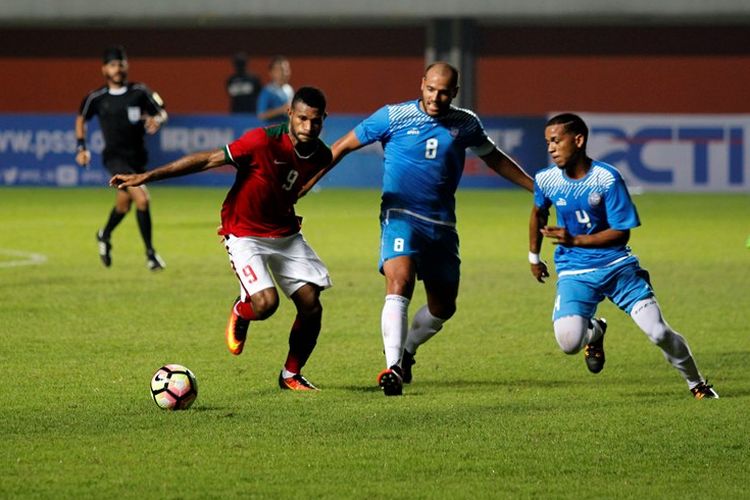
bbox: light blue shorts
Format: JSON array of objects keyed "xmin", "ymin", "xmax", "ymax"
[
  {"xmin": 379, "ymin": 210, "xmax": 460, "ymax": 283},
  {"xmin": 553, "ymin": 256, "xmax": 654, "ymax": 321}
]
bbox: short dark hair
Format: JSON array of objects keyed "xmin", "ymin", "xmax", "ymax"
[
  {"xmin": 232, "ymin": 52, "xmax": 247, "ymax": 69},
  {"xmin": 103, "ymin": 45, "xmax": 127, "ymax": 63},
  {"xmin": 269, "ymin": 55, "xmax": 288, "ymax": 70},
  {"xmin": 291, "ymin": 86, "xmax": 327, "ymax": 114},
  {"xmin": 546, "ymin": 113, "xmax": 589, "ymax": 142}
]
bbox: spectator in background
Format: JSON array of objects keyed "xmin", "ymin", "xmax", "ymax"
[
  {"xmin": 256, "ymin": 55, "xmax": 294, "ymax": 124},
  {"xmin": 226, "ymin": 52, "xmax": 261, "ymax": 113},
  {"xmin": 75, "ymin": 45, "xmax": 168, "ymax": 271}
]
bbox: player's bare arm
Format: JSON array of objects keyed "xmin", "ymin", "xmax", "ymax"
[
  {"xmin": 74, "ymin": 115, "xmax": 91, "ymax": 167},
  {"xmin": 110, "ymin": 148, "xmax": 226, "ymax": 188},
  {"xmin": 529, "ymin": 204, "xmax": 550, "ymax": 283},
  {"xmin": 331, "ymin": 130, "xmax": 365, "ymax": 163},
  {"xmin": 479, "ymin": 148, "xmax": 534, "ymax": 192},
  {"xmin": 298, "ymin": 130, "xmax": 363, "ymax": 197},
  {"xmin": 541, "ymin": 226, "xmax": 630, "ymax": 248}
]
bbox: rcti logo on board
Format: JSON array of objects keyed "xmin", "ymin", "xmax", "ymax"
[{"xmin": 580, "ymin": 114, "xmax": 748, "ymax": 192}]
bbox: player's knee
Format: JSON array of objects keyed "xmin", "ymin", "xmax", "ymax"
[
  {"xmin": 388, "ymin": 277, "xmax": 413, "ymax": 297},
  {"xmin": 251, "ymin": 291, "xmax": 279, "ymax": 319},
  {"xmin": 116, "ymin": 200, "xmax": 132, "ymax": 213},
  {"xmin": 292, "ymin": 285, "xmax": 323, "ymax": 319},
  {"xmin": 554, "ymin": 321, "xmax": 586, "ymax": 354},
  {"xmin": 298, "ymin": 299, "xmax": 322, "ymax": 320},
  {"xmin": 644, "ymin": 323, "xmax": 671, "ymax": 345},
  {"xmin": 253, "ymin": 301, "xmax": 278, "ymax": 320},
  {"xmin": 430, "ymin": 303, "xmax": 455, "ymax": 320},
  {"xmin": 555, "ymin": 333, "xmax": 583, "ymax": 354}
]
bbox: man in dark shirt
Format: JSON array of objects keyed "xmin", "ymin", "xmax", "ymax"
[
  {"xmin": 226, "ymin": 52, "xmax": 261, "ymax": 114},
  {"xmin": 75, "ymin": 46, "xmax": 168, "ymax": 270}
]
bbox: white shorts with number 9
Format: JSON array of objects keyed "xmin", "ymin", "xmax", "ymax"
[{"xmin": 224, "ymin": 232, "xmax": 332, "ymax": 299}]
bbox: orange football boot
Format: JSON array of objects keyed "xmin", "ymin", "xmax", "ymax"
[
  {"xmin": 225, "ymin": 300, "xmax": 250, "ymax": 355},
  {"xmin": 278, "ymin": 371, "xmax": 319, "ymax": 391}
]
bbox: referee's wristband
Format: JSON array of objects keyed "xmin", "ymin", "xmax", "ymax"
[
  {"xmin": 528, "ymin": 252, "xmax": 541, "ymax": 265},
  {"xmin": 76, "ymin": 138, "xmax": 87, "ymax": 151}
]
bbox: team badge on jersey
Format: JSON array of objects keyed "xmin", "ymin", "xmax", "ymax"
[
  {"xmin": 588, "ymin": 192, "xmax": 602, "ymax": 207},
  {"xmin": 127, "ymin": 106, "xmax": 141, "ymax": 124},
  {"xmin": 450, "ymin": 127, "xmax": 459, "ymax": 138}
]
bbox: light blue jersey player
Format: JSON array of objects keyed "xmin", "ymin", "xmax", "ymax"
[
  {"xmin": 355, "ymin": 97, "xmax": 490, "ymax": 225},
  {"xmin": 355, "ymin": 98, "xmax": 492, "ymax": 284},
  {"xmin": 305, "ymin": 62, "xmax": 534, "ymax": 396},
  {"xmin": 256, "ymin": 56, "xmax": 294, "ymax": 124},
  {"xmin": 529, "ymin": 113, "xmax": 717, "ymax": 399}
]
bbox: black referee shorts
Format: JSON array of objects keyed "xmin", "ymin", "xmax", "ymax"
[{"xmin": 104, "ymin": 157, "xmax": 147, "ymax": 176}]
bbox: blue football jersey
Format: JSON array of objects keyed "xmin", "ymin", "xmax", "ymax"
[
  {"xmin": 534, "ymin": 160, "xmax": 641, "ymax": 272},
  {"xmin": 256, "ymin": 83, "xmax": 293, "ymax": 122},
  {"xmin": 355, "ymin": 99, "xmax": 493, "ymax": 224}
]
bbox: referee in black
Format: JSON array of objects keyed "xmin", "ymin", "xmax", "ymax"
[{"xmin": 75, "ymin": 45, "xmax": 168, "ymax": 270}]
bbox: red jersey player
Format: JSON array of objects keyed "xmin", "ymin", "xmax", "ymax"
[{"xmin": 110, "ymin": 87, "xmax": 333, "ymax": 391}]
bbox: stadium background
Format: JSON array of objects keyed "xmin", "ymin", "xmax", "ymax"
[
  {"xmin": 2, "ymin": 4, "xmax": 749, "ymax": 498},
  {"xmin": 1, "ymin": 0, "xmax": 749, "ymax": 191}
]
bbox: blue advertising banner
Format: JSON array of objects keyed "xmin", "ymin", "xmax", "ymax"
[
  {"xmin": 580, "ymin": 113, "xmax": 750, "ymax": 192},
  {"xmin": 10, "ymin": 112, "xmax": 746, "ymax": 191},
  {"xmin": 0, "ymin": 113, "xmax": 548, "ymax": 189}
]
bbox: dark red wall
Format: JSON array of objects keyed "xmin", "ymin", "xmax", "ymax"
[
  {"xmin": 476, "ymin": 25, "xmax": 750, "ymax": 114},
  {"xmin": 1, "ymin": 25, "xmax": 747, "ymax": 115}
]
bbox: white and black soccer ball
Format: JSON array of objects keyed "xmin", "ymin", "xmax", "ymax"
[{"xmin": 150, "ymin": 364, "xmax": 198, "ymax": 410}]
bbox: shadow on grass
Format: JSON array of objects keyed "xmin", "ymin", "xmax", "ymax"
[
  {"xmin": 338, "ymin": 385, "xmax": 382, "ymax": 393},
  {"xmin": 332, "ymin": 377, "xmax": 573, "ymax": 393}
]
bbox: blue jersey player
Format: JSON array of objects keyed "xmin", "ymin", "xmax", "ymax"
[
  {"xmin": 305, "ymin": 62, "xmax": 534, "ymax": 396},
  {"xmin": 529, "ymin": 113, "xmax": 717, "ymax": 399}
]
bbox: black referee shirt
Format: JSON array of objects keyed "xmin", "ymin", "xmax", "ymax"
[{"xmin": 79, "ymin": 83, "xmax": 165, "ymax": 168}]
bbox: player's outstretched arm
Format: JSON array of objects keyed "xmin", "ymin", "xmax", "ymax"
[
  {"xmin": 110, "ymin": 149, "xmax": 226, "ymax": 189},
  {"xmin": 331, "ymin": 130, "xmax": 365, "ymax": 163},
  {"xmin": 480, "ymin": 148, "xmax": 534, "ymax": 192},
  {"xmin": 298, "ymin": 130, "xmax": 364, "ymax": 198},
  {"xmin": 529, "ymin": 204, "xmax": 550, "ymax": 283}
]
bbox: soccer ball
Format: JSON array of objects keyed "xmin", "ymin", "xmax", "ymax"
[{"xmin": 150, "ymin": 364, "xmax": 198, "ymax": 410}]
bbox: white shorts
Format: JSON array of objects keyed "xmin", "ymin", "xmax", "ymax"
[{"xmin": 224, "ymin": 232, "xmax": 331, "ymax": 299}]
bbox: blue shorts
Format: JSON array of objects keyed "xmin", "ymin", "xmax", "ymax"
[
  {"xmin": 553, "ymin": 256, "xmax": 654, "ymax": 321},
  {"xmin": 379, "ymin": 210, "xmax": 460, "ymax": 283}
]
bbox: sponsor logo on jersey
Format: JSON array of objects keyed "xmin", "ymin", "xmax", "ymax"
[
  {"xmin": 407, "ymin": 128, "xmax": 420, "ymax": 135},
  {"xmin": 556, "ymin": 198, "xmax": 567, "ymax": 206},
  {"xmin": 588, "ymin": 192, "xmax": 602, "ymax": 206}
]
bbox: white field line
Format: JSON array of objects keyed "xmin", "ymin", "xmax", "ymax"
[{"xmin": 0, "ymin": 249, "xmax": 48, "ymax": 268}]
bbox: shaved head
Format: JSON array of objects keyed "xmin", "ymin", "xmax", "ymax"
[
  {"xmin": 424, "ymin": 62, "xmax": 459, "ymax": 89},
  {"xmin": 420, "ymin": 62, "xmax": 460, "ymax": 116}
]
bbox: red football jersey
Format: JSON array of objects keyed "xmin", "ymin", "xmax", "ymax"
[{"xmin": 219, "ymin": 124, "xmax": 332, "ymax": 237}]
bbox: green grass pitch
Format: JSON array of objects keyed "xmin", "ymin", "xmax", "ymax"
[{"xmin": 1, "ymin": 187, "xmax": 749, "ymax": 498}]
